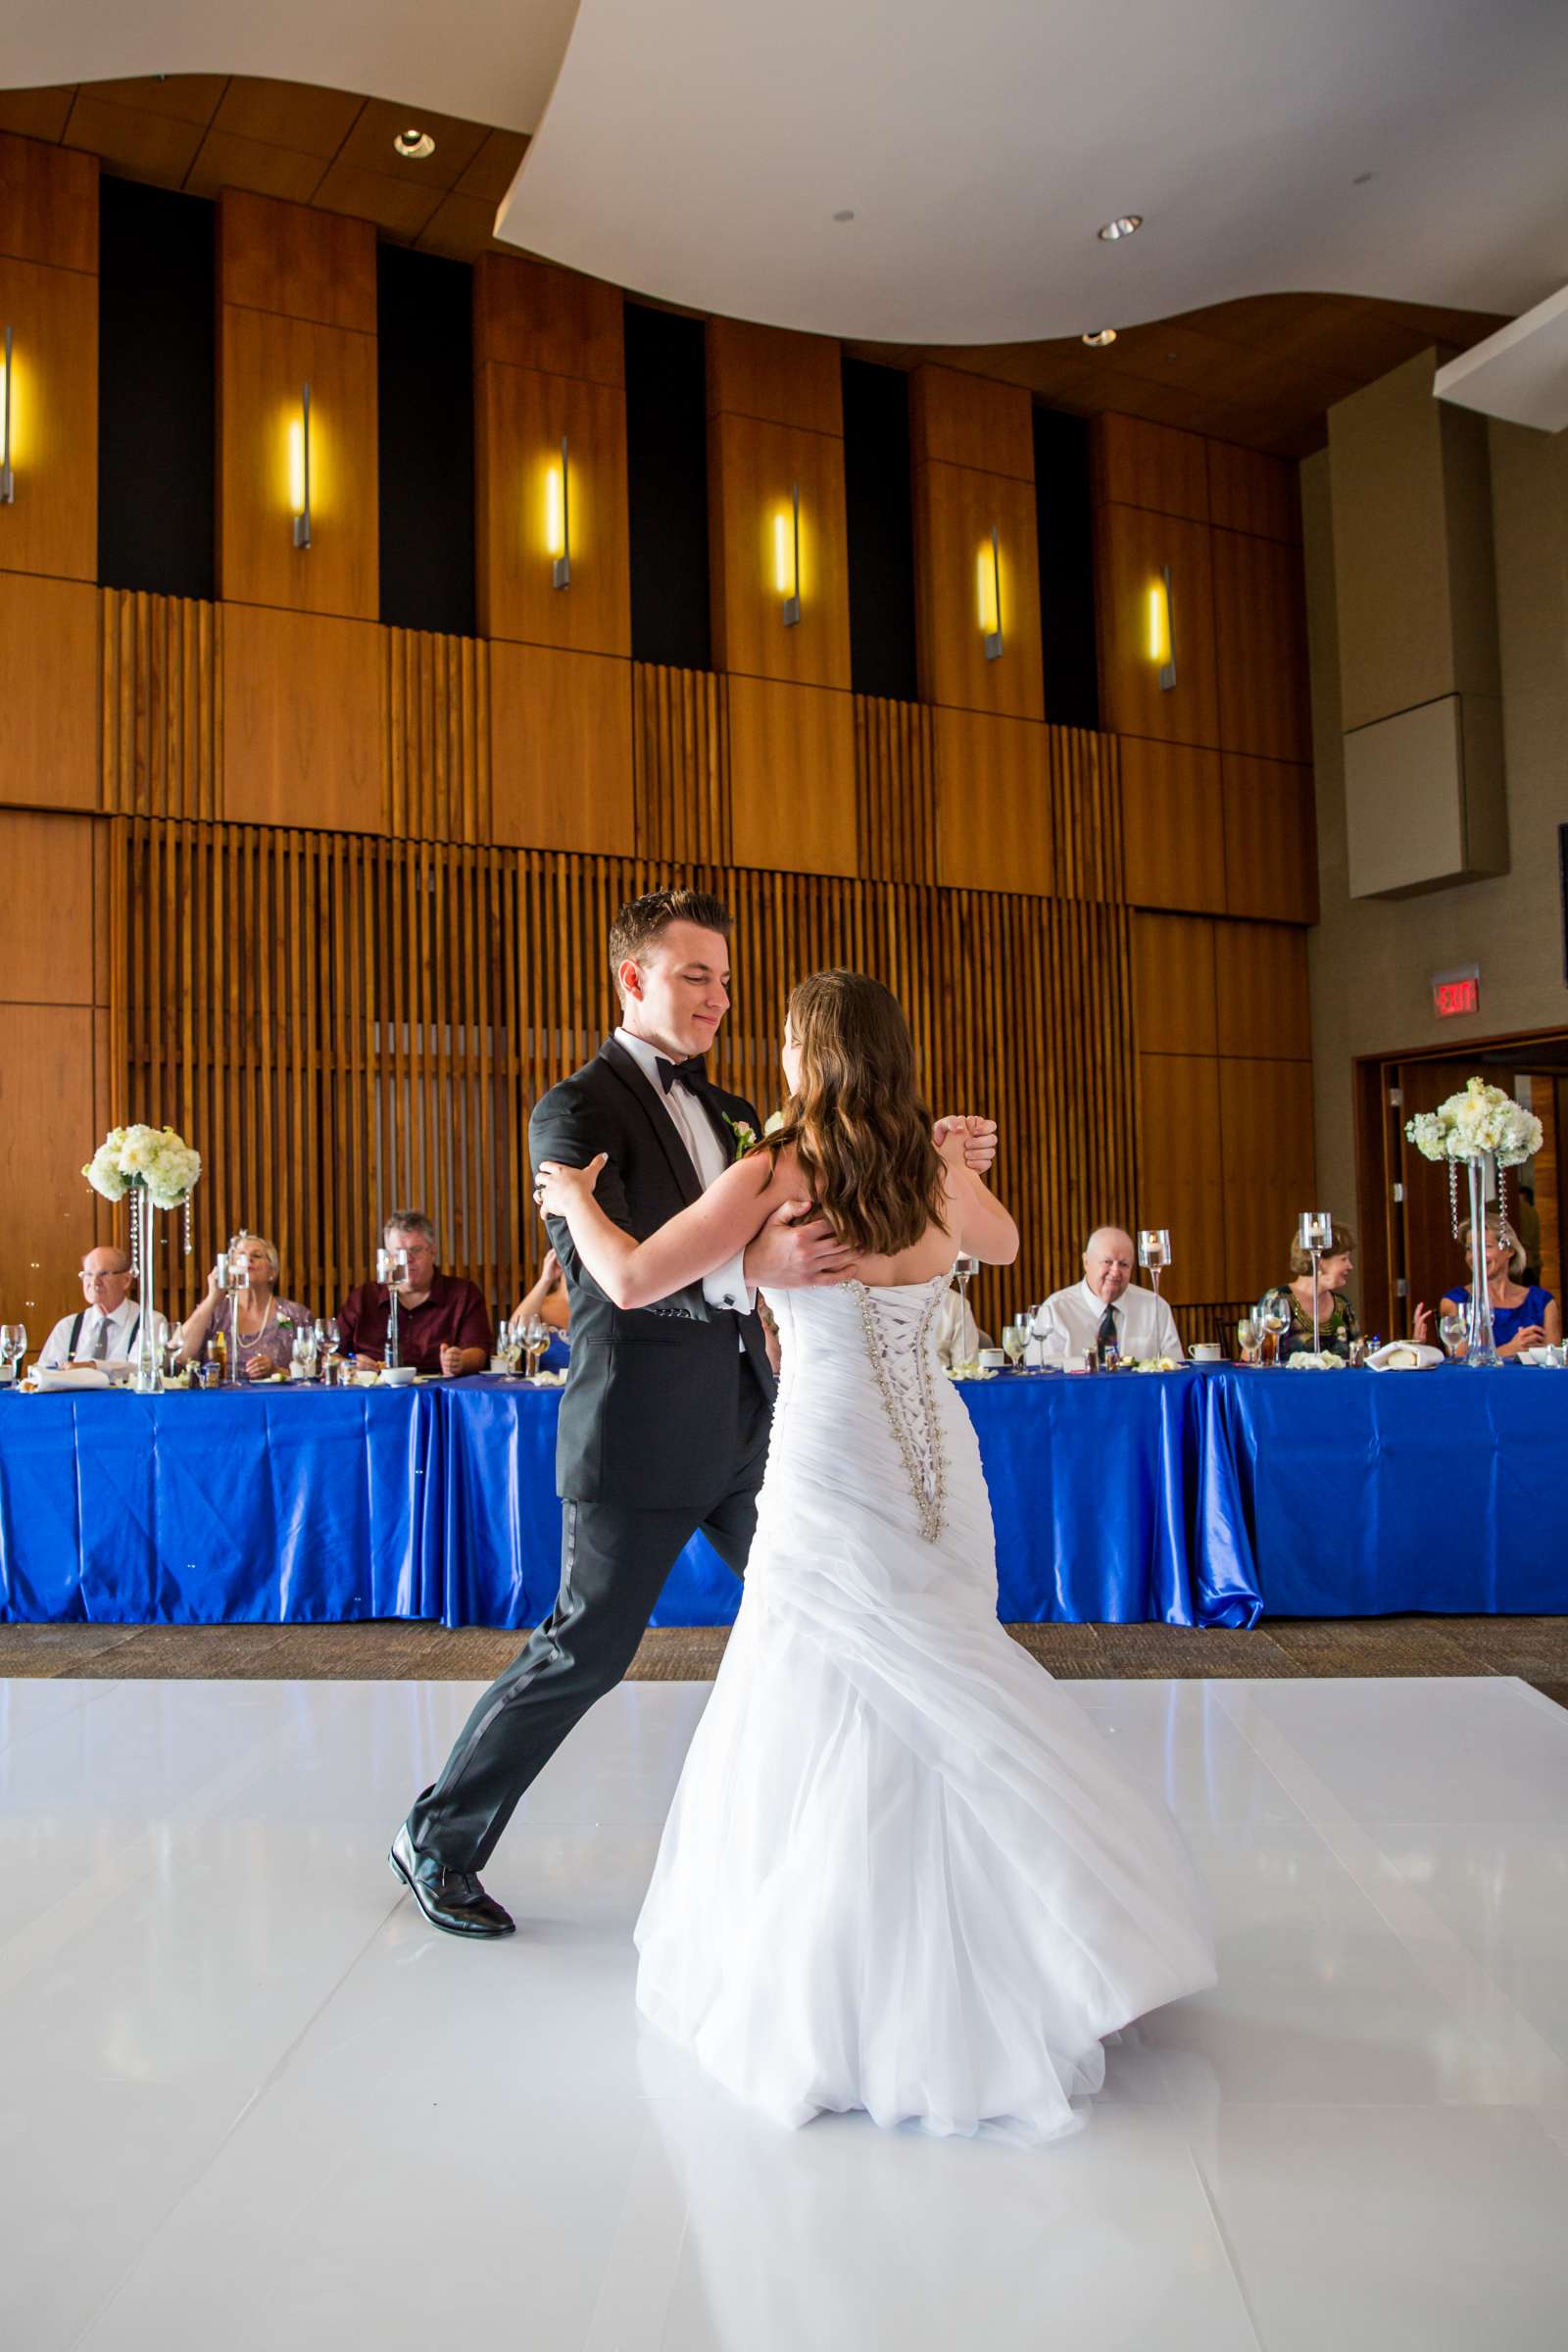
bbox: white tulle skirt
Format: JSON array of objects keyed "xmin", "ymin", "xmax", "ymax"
[{"xmin": 634, "ymin": 1280, "xmax": 1216, "ymax": 2146}]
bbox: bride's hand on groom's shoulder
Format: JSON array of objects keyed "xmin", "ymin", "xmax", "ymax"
[
  {"xmin": 536, "ymin": 1154, "xmax": 608, "ymax": 1218},
  {"xmin": 934, "ymin": 1115, "xmax": 998, "ymax": 1176}
]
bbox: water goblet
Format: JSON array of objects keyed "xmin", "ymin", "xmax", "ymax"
[
  {"xmin": 1258, "ymin": 1293, "xmax": 1292, "ymax": 1368},
  {"xmin": 1003, "ymin": 1316, "xmax": 1030, "ymax": 1372},
  {"xmin": 0, "ymin": 1323, "xmax": 27, "ymax": 1380},
  {"xmin": 1438, "ymin": 1309, "xmax": 1467, "ymax": 1359},
  {"xmin": 518, "ymin": 1315, "xmax": 551, "ymax": 1382},
  {"xmin": 1234, "ymin": 1314, "xmax": 1258, "ymax": 1365}
]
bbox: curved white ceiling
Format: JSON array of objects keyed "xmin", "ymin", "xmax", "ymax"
[
  {"xmin": 4, "ymin": 1, "xmax": 578, "ymax": 136},
  {"xmin": 11, "ymin": 2, "xmax": 1568, "ymax": 345},
  {"xmin": 498, "ymin": 0, "xmax": 1568, "ymax": 342}
]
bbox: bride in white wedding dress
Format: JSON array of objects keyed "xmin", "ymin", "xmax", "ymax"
[{"xmin": 537, "ymin": 970, "xmax": 1215, "ymax": 2146}]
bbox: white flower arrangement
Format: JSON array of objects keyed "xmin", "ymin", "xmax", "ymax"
[
  {"xmin": 82, "ymin": 1123, "xmax": 202, "ymax": 1210},
  {"xmin": 1404, "ymin": 1077, "xmax": 1543, "ymax": 1168},
  {"xmin": 763, "ymin": 1110, "xmax": 788, "ymax": 1137},
  {"xmin": 1286, "ymin": 1351, "xmax": 1347, "ymax": 1372}
]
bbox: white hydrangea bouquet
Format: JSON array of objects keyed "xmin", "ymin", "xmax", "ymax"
[
  {"xmin": 83, "ymin": 1123, "xmax": 202, "ymax": 1209},
  {"xmin": 82, "ymin": 1125, "xmax": 201, "ymax": 1392},
  {"xmin": 1404, "ymin": 1078, "xmax": 1541, "ymax": 1370},
  {"xmin": 1404, "ymin": 1077, "xmax": 1542, "ymax": 1169}
]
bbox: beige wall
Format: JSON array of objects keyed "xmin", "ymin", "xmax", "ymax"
[{"xmin": 1301, "ymin": 419, "xmax": 1568, "ymax": 1240}]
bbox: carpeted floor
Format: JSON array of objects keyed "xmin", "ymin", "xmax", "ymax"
[{"xmin": 2, "ymin": 1615, "xmax": 1566, "ymax": 1711}]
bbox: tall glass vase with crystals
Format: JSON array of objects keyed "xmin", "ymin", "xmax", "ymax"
[
  {"xmin": 130, "ymin": 1181, "xmax": 161, "ymax": 1393},
  {"xmin": 82, "ymin": 1125, "xmax": 203, "ymax": 1396},
  {"xmin": 1463, "ymin": 1155, "xmax": 1500, "ymax": 1369},
  {"xmin": 1404, "ymin": 1078, "xmax": 1541, "ymax": 1372}
]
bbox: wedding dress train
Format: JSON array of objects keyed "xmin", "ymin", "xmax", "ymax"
[{"xmin": 634, "ymin": 1273, "xmax": 1216, "ymax": 2145}]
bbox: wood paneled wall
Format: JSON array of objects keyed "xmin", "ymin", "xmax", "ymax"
[
  {"xmin": 0, "ymin": 161, "xmax": 1322, "ymax": 1357},
  {"xmin": 218, "ymin": 192, "xmax": 379, "ymax": 619}
]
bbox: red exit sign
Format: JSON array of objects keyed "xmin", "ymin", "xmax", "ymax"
[{"xmin": 1433, "ymin": 965, "xmax": 1481, "ymax": 1018}]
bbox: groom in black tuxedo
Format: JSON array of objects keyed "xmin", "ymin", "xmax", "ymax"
[{"xmin": 391, "ymin": 888, "xmax": 856, "ymax": 1935}]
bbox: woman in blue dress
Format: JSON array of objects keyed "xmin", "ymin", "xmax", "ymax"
[{"xmin": 1442, "ymin": 1211, "xmax": 1561, "ymax": 1357}]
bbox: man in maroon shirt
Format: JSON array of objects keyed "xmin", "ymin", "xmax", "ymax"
[{"xmin": 338, "ymin": 1212, "xmax": 492, "ymax": 1377}]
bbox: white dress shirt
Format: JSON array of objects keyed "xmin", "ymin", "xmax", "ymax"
[
  {"xmin": 1028, "ymin": 1279, "xmax": 1184, "ymax": 1366},
  {"xmin": 613, "ymin": 1029, "xmax": 755, "ymax": 1321},
  {"xmin": 930, "ymin": 1287, "xmax": 990, "ymax": 1369},
  {"xmin": 36, "ymin": 1298, "xmax": 171, "ymax": 1369}
]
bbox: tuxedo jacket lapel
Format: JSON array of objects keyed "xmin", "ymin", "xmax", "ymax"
[{"xmin": 597, "ymin": 1036, "xmax": 704, "ymax": 1210}]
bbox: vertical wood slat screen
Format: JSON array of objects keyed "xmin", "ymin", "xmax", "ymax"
[
  {"xmin": 114, "ymin": 819, "xmax": 1139, "ymax": 1339},
  {"xmin": 632, "ymin": 662, "xmax": 731, "ymax": 864},
  {"xmin": 1049, "ymin": 728, "xmax": 1124, "ymax": 904},
  {"xmin": 385, "ymin": 627, "xmax": 493, "ymax": 843},
  {"xmin": 101, "ymin": 590, "xmax": 221, "ymax": 818},
  {"xmin": 854, "ymin": 693, "xmax": 937, "ymax": 883}
]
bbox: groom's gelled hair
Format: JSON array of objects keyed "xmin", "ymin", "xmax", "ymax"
[{"xmin": 608, "ymin": 888, "xmax": 731, "ymax": 1000}]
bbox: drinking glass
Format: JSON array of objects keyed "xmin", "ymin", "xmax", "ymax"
[
  {"xmin": 1438, "ymin": 1309, "xmax": 1467, "ymax": 1359},
  {"xmin": 1258, "ymin": 1291, "xmax": 1293, "ymax": 1367},
  {"xmin": 0, "ymin": 1323, "xmax": 27, "ymax": 1377},
  {"xmin": 164, "ymin": 1330, "xmax": 184, "ymax": 1383},
  {"xmin": 519, "ymin": 1315, "xmax": 551, "ymax": 1382},
  {"xmin": 291, "ymin": 1330, "xmax": 318, "ymax": 1381},
  {"xmin": 1003, "ymin": 1316, "xmax": 1030, "ymax": 1372},
  {"xmin": 1234, "ymin": 1315, "xmax": 1259, "ymax": 1364}
]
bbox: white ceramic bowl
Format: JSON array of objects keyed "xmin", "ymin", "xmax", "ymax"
[{"xmin": 377, "ymin": 1365, "xmax": 416, "ymax": 1387}]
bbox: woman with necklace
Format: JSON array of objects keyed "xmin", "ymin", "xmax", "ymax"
[
  {"xmin": 1442, "ymin": 1212, "xmax": 1560, "ymax": 1359},
  {"xmin": 176, "ymin": 1231, "xmax": 312, "ymax": 1379}
]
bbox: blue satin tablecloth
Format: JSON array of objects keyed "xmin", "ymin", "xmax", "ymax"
[
  {"xmin": 1203, "ymin": 1361, "xmax": 1567, "ymax": 1616},
  {"xmin": 0, "ymin": 1365, "xmax": 1560, "ymax": 1627}
]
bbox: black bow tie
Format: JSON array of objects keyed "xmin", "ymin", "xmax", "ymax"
[{"xmin": 657, "ymin": 1056, "xmax": 709, "ymax": 1096}]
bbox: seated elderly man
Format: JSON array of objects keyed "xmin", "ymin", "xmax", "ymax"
[
  {"xmin": 36, "ymin": 1246, "xmax": 171, "ymax": 1368},
  {"xmin": 337, "ymin": 1211, "xmax": 491, "ymax": 1377},
  {"xmin": 1028, "ymin": 1226, "xmax": 1185, "ymax": 1365}
]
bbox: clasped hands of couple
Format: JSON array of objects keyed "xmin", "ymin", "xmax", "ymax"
[{"xmin": 536, "ymin": 1112, "xmax": 999, "ymax": 1291}]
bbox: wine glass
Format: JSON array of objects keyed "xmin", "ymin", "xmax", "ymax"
[
  {"xmin": 518, "ymin": 1315, "xmax": 551, "ymax": 1382},
  {"xmin": 1438, "ymin": 1308, "xmax": 1467, "ymax": 1359},
  {"xmin": 1003, "ymin": 1315, "xmax": 1030, "ymax": 1373},
  {"xmin": 1137, "ymin": 1229, "xmax": 1171, "ymax": 1301},
  {"xmin": 291, "ymin": 1329, "xmax": 318, "ymax": 1382},
  {"xmin": 0, "ymin": 1323, "xmax": 27, "ymax": 1380},
  {"xmin": 1258, "ymin": 1289, "xmax": 1293, "ymax": 1367},
  {"xmin": 164, "ymin": 1329, "xmax": 184, "ymax": 1384},
  {"xmin": 1234, "ymin": 1314, "xmax": 1258, "ymax": 1364}
]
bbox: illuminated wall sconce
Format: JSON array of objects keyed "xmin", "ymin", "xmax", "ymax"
[
  {"xmin": 774, "ymin": 480, "xmax": 802, "ymax": 626},
  {"xmin": 1148, "ymin": 564, "xmax": 1176, "ymax": 691},
  {"xmin": 545, "ymin": 435, "xmax": 571, "ymax": 588},
  {"xmin": 977, "ymin": 525, "xmax": 1004, "ymax": 662},
  {"xmin": 1, "ymin": 325, "xmax": 15, "ymax": 506},
  {"xmin": 288, "ymin": 380, "xmax": 313, "ymax": 550}
]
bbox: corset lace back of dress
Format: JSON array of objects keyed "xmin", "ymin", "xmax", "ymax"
[{"xmin": 848, "ymin": 1277, "xmax": 948, "ymax": 1543}]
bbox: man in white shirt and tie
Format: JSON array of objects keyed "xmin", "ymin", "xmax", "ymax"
[
  {"xmin": 35, "ymin": 1247, "xmax": 171, "ymax": 1369},
  {"xmin": 1028, "ymin": 1226, "xmax": 1185, "ymax": 1365}
]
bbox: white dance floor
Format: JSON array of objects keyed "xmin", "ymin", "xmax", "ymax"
[{"xmin": 4, "ymin": 1669, "xmax": 1568, "ymax": 2350}]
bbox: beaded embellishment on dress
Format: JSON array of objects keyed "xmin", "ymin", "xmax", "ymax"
[{"xmin": 849, "ymin": 1278, "xmax": 948, "ymax": 1543}]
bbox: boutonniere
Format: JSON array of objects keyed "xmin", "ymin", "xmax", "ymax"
[{"xmin": 722, "ymin": 1113, "xmax": 759, "ymax": 1160}]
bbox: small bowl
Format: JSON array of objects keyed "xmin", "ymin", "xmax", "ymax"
[
  {"xmin": 377, "ymin": 1365, "xmax": 416, "ymax": 1387},
  {"xmin": 978, "ymin": 1348, "xmax": 1006, "ymax": 1370},
  {"xmin": 1191, "ymin": 1343, "xmax": 1221, "ymax": 1362}
]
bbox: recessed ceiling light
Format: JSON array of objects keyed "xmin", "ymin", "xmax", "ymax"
[
  {"xmin": 832, "ymin": 209, "xmax": 856, "ymax": 222},
  {"xmin": 1097, "ymin": 215, "xmax": 1143, "ymax": 242},
  {"xmin": 393, "ymin": 126, "xmax": 436, "ymax": 161},
  {"xmin": 1082, "ymin": 328, "xmax": 1118, "ymax": 348}
]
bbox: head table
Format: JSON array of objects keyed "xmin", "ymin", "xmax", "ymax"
[{"xmin": 0, "ymin": 1365, "xmax": 1560, "ymax": 1628}]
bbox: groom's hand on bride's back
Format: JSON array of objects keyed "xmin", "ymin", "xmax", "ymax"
[{"xmin": 743, "ymin": 1200, "xmax": 857, "ymax": 1290}]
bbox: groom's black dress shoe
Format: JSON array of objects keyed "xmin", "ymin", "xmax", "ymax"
[{"xmin": 388, "ymin": 1824, "xmax": 515, "ymax": 1937}]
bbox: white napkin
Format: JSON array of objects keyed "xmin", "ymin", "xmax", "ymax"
[{"xmin": 1365, "ymin": 1342, "xmax": 1444, "ymax": 1371}]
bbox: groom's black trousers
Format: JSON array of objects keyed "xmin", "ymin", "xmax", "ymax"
[{"xmin": 408, "ymin": 1361, "xmax": 772, "ymax": 1873}]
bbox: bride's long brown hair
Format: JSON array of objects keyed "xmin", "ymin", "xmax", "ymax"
[{"xmin": 765, "ymin": 971, "xmax": 947, "ymax": 1256}]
